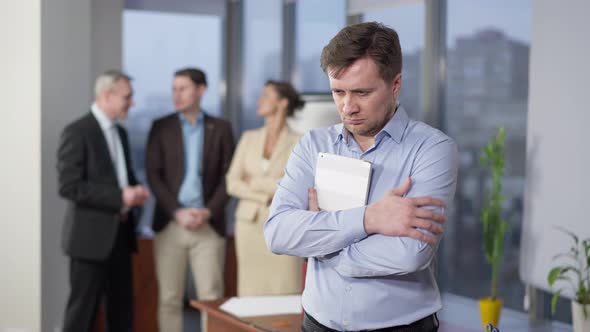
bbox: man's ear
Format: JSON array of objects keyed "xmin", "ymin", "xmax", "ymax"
[
  {"xmin": 197, "ymin": 84, "xmax": 208, "ymax": 97},
  {"xmin": 392, "ymin": 73, "xmax": 402, "ymax": 98}
]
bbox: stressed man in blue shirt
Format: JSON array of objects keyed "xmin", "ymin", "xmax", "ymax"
[{"xmin": 264, "ymin": 22, "xmax": 459, "ymax": 332}]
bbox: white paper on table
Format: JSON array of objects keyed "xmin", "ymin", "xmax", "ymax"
[{"xmin": 219, "ymin": 295, "xmax": 302, "ymax": 317}]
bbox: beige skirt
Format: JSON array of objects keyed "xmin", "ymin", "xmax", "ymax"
[{"xmin": 234, "ymin": 212, "xmax": 303, "ymax": 296}]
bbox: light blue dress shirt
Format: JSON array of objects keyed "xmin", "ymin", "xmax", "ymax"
[
  {"xmin": 264, "ymin": 107, "xmax": 459, "ymax": 331},
  {"xmin": 177, "ymin": 112, "xmax": 205, "ymax": 209}
]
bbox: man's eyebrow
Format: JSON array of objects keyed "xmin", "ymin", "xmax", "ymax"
[
  {"xmin": 351, "ymin": 88, "xmax": 374, "ymax": 93},
  {"xmin": 331, "ymin": 87, "xmax": 374, "ymax": 92}
]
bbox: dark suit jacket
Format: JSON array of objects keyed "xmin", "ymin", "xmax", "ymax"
[
  {"xmin": 146, "ymin": 112, "xmax": 235, "ymax": 237},
  {"xmin": 57, "ymin": 112, "xmax": 138, "ymax": 261}
]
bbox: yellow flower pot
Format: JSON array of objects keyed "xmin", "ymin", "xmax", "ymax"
[{"xmin": 479, "ymin": 297, "xmax": 503, "ymax": 329}]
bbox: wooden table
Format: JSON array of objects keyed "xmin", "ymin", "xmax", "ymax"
[{"xmin": 190, "ymin": 298, "xmax": 302, "ymax": 332}]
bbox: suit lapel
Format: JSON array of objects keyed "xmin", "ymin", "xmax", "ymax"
[
  {"xmin": 256, "ymin": 127, "xmax": 266, "ymax": 161},
  {"xmin": 202, "ymin": 114, "xmax": 214, "ymax": 172},
  {"xmin": 170, "ymin": 115, "xmax": 185, "ymax": 176}
]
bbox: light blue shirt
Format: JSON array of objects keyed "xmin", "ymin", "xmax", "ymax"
[
  {"xmin": 264, "ymin": 107, "xmax": 459, "ymax": 331},
  {"xmin": 177, "ymin": 112, "xmax": 205, "ymax": 208}
]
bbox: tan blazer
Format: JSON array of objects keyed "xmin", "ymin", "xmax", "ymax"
[
  {"xmin": 226, "ymin": 125, "xmax": 302, "ymax": 296},
  {"xmin": 226, "ymin": 125, "xmax": 301, "ymax": 224}
]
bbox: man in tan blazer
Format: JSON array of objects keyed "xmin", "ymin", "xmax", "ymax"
[{"xmin": 146, "ymin": 68, "xmax": 234, "ymax": 332}]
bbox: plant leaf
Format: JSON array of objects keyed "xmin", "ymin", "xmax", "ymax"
[
  {"xmin": 554, "ymin": 225, "xmax": 579, "ymax": 245},
  {"xmin": 551, "ymin": 289, "xmax": 563, "ymax": 316},
  {"xmin": 548, "ymin": 267, "xmax": 563, "ymax": 286}
]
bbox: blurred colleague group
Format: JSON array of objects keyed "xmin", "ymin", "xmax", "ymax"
[{"xmin": 57, "ymin": 66, "xmax": 304, "ymax": 332}]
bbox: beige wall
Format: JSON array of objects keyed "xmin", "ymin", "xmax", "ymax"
[{"xmin": 0, "ymin": 1, "xmax": 42, "ymax": 331}]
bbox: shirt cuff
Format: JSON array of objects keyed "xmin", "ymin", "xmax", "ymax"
[{"xmin": 339, "ymin": 206, "xmax": 368, "ymax": 244}]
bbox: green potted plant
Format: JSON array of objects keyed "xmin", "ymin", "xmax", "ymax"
[
  {"xmin": 479, "ymin": 127, "xmax": 509, "ymax": 328},
  {"xmin": 547, "ymin": 227, "xmax": 590, "ymax": 332}
]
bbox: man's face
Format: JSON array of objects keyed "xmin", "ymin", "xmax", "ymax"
[
  {"xmin": 173, "ymin": 76, "xmax": 205, "ymax": 112},
  {"xmin": 328, "ymin": 57, "xmax": 401, "ymax": 140},
  {"xmin": 106, "ymin": 79, "xmax": 134, "ymax": 121}
]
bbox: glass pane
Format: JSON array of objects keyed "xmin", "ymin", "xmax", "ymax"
[
  {"xmin": 294, "ymin": 0, "xmax": 346, "ymax": 93},
  {"xmin": 364, "ymin": 3, "xmax": 425, "ymax": 120},
  {"xmin": 242, "ymin": 0, "xmax": 282, "ymax": 131},
  {"xmin": 123, "ymin": 10, "xmax": 222, "ymax": 235},
  {"xmin": 441, "ymin": 0, "xmax": 541, "ymax": 319}
]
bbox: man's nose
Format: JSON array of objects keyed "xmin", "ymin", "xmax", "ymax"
[{"xmin": 341, "ymin": 94, "xmax": 358, "ymax": 114}]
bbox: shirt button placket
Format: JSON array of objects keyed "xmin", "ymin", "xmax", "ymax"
[{"xmin": 342, "ymin": 284, "xmax": 352, "ymax": 329}]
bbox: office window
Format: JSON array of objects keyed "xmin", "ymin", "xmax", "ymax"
[
  {"xmin": 122, "ymin": 10, "xmax": 222, "ymax": 235},
  {"xmin": 364, "ymin": 3, "xmax": 425, "ymax": 121},
  {"xmin": 242, "ymin": 0, "xmax": 282, "ymax": 131},
  {"xmin": 439, "ymin": 0, "xmax": 538, "ymax": 319},
  {"xmin": 294, "ymin": 0, "xmax": 346, "ymax": 93}
]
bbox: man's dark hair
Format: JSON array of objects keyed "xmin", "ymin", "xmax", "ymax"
[
  {"xmin": 265, "ymin": 80, "xmax": 305, "ymax": 117},
  {"xmin": 174, "ymin": 67, "xmax": 207, "ymax": 87},
  {"xmin": 320, "ymin": 22, "xmax": 402, "ymax": 83}
]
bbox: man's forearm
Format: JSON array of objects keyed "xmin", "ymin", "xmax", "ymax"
[
  {"xmin": 335, "ymin": 232, "xmax": 438, "ymax": 277},
  {"xmin": 264, "ymin": 197, "xmax": 368, "ymax": 257}
]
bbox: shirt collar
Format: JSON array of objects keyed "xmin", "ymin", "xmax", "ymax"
[
  {"xmin": 91, "ymin": 103, "xmax": 116, "ymax": 130},
  {"xmin": 381, "ymin": 105, "xmax": 409, "ymax": 144},
  {"xmin": 178, "ymin": 111, "xmax": 204, "ymax": 126},
  {"xmin": 331, "ymin": 105, "xmax": 409, "ymax": 145}
]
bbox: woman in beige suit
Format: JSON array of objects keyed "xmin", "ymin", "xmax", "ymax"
[{"xmin": 226, "ymin": 80, "xmax": 304, "ymax": 296}]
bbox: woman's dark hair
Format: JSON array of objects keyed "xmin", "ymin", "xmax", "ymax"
[{"xmin": 265, "ymin": 80, "xmax": 305, "ymax": 117}]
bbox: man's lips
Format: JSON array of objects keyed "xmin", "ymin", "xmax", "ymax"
[{"xmin": 344, "ymin": 118, "xmax": 364, "ymax": 125}]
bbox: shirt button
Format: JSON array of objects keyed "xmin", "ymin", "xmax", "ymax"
[{"xmin": 346, "ymin": 285, "xmax": 352, "ymax": 292}]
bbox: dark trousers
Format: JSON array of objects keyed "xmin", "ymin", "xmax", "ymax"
[
  {"xmin": 62, "ymin": 229, "xmax": 133, "ymax": 332},
  {"xmin": 302, "ymin": 311, "xmax": 438, "ymax": 332}
]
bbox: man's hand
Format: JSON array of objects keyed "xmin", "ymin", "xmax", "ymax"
[
  {"xmin": 191, "ymin": 208, "xmax": 211, "ymax": 230},
  {"xmin": 175, "ymin": 208, "xmax": 200, "ymax": 230},
  {"xmin": 363, "ymin": 177, "xmax": 446, "ymax": 244},
  {"xmin": 122, "ymin": 185, "xmax": 149, "ymax": 208},
  {"xmin": 132, "ymin": 185, "xmax": 150, "ymax": 205},
  {"xmin": 308, "ymin": 188, "xmax": 320, "ymax": 212},
  {"xmin": 242, "ymin": 174, "xmax": 252, "ymax": 185},
  {"xmin": 175, "ymin": 208, "xmax": 211, "ymax": 231},
  {"xmin": 195, "ymin": 208, "xmax": 212, "ymax": 222}
]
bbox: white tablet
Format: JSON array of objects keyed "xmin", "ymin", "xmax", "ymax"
[{"xmin": 314, "ymin": 152, "xmax": 372, "ymax": 211}]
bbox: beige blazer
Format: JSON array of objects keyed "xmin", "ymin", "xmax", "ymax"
[
  {"xmin": 226, "ymin": 125, "xmax": 302, "ymax": 296},
  {"xmin": 226, "ymin": 125, "xmax": 301, "ymax": 224}
]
